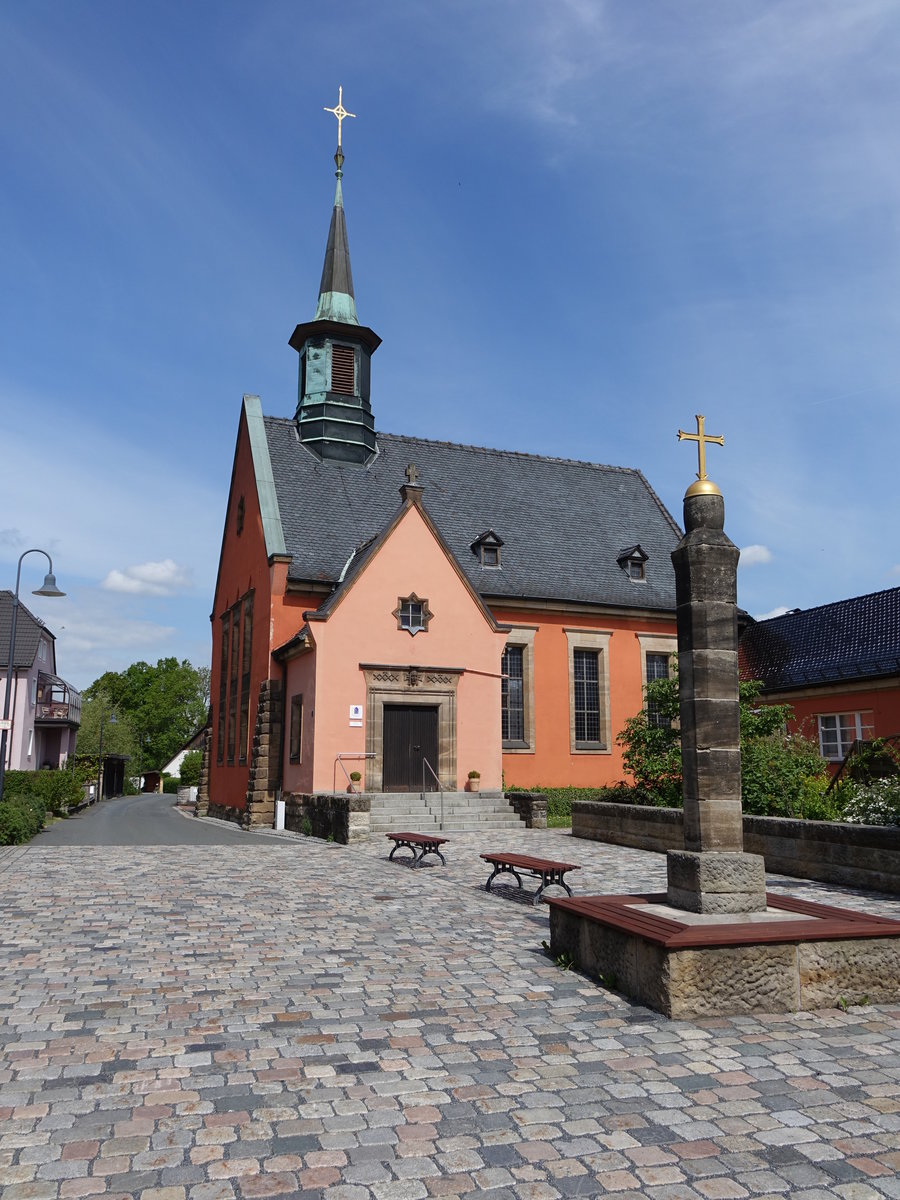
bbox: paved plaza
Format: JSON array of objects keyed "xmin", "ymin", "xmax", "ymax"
[{"xmin": 1, "ymin": 818, "xmax": 899, "ymax": 1200}]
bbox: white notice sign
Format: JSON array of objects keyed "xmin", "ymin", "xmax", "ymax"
[{"xmin": 349, "ymin": 704, "xmax": 363, "ymax": 728}]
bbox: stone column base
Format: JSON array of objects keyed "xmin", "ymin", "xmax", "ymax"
[{"xmin": 667, "ymin": 850, "xmax": 767, "ymax": 914}]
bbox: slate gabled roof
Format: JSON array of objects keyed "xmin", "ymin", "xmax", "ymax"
[
  {"xmin": 740, "ymin": 587, "xmax": 900, "ymax": 691},
  {"xmin": 0, "ymin": 591, "xmax": 50, "ymax": 670},
  {"xmin": 263, "ymin": 421, "xmax": 682, "ymax": 611}
]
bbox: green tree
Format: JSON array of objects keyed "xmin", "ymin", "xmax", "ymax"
[
  {"xmin": 76, "ymin": 691, "xmax": 137, "ymax": 761},
  {"xmin": 618, "ymin": 671, "xmax": 830, "ymax": 816},
  {"xmin": 83, "ymin": 658, "xmax": 209, "ymax": 770},
  {"xmin": 179, "ymin": 749, "xmax": 203, "ymax": 787}
]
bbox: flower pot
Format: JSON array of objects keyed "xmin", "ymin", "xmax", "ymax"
[{"xmin": 466, "ymin": 778, "xmax": 480, "ymax": 792}]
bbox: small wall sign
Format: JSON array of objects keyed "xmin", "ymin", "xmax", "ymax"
[{"xmin": 349, "ymin": 704, "xmax": 363, "ymax": 727}]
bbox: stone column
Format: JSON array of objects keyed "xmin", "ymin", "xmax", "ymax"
[
  {"xmin": 195, "ymin": 728, "xmax": 211, "ymax": 817},
  {"xmin": 666, "ymin": 487, "xmax": 767, "ymax": 914},
  {"xmin": 243, "ymin": 678, "xmax": 283, "ymax": 829}
]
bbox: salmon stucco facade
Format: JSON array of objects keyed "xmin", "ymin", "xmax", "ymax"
[{"xmin": 203, "ymin": 131, "xmax": 680, "ymax": 828}]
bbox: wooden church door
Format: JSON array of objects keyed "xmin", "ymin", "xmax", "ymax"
[{"xmin": 382, "ymin": 705, "xmax": 439, "ymax": 791}]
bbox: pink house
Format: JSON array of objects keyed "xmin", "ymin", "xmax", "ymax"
[{"xmin": 0, "ymin": 591, "xmax": 81, "ymax": 773}]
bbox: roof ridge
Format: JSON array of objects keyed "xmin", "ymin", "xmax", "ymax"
[
  {"xmin": 761, "ymin": 585, "xmax": 900, "ymax": 624},
  {"xmin": 375, "ymin": 431, "xmax": 644, "ymax": 475}
]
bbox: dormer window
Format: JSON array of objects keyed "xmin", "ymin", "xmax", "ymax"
[
  {"xmin": 617, "ymin": 544, "xmax": 648, "ymax": 582},
  {"xmin": 471, "ymin": 529, "xmax": 504, "ymax": 569},
  {"xmin": 331, "ymin": 344, "xmax": 356, "ymax": 395},
  {"xmin": 236, "ymin": 496, "xmax": 245, "ymax": 536},
  {"xmin": 394, "ymin": 593, "xmax": 433, "ymax": 636}
]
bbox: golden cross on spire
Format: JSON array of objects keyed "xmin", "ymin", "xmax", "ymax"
[
  {"xmin": 677, "ymin": 414, "xmax": 724, "ymax": 482},
  {"xmin": 323, "ymin": 85, "xmax": 355, "ymax": 147}
]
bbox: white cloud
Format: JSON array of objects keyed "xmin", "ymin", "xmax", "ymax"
[
  {"xmin": 101, "ymin": 560, "xmax": 193, "ymax": 597},
  {"xmin": 755, "ymin": 605, "xmax": 791, "ymax": 621},
  {"xmin": 740, "ymin": 545, "xmax": 773, "ymax": 567}
]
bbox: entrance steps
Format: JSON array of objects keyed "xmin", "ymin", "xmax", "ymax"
[{"xmin": 368, "ymin": 790, "xmax": 524, "ymax": 833}]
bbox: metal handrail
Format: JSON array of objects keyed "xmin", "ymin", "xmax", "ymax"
[
  {"xmin": 334, "ymin": 752, "xmax": 375, "ymax": 794},
  {"xmin": 422, "ymin": 757, "xmax": 445, "ymax": 830}
]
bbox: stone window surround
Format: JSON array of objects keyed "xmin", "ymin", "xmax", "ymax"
[
  {"xmin": 636, "ymin": 633, "xmax": 677, "ymax": 691},
  {"xmin": 637, "ymin": 632, "xmax": 677, "ymax": 730},
  {"xmin": 393, "ymin": 593, "xmax": 434, "ymax": 636},
  {"xmin": 361, "ymin": 663, "xmax": 462, "ymax": 792},
  {"xmin": 564, "ymin": 628, "xmax": 612, "ymax": 754},
  {"xmin": 502, "ymin": 626, "xmax": 537, "ymax": 754}
]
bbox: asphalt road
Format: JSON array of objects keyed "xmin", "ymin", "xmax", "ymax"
[{"xmin": 34, "ymin": 792, "xmax": 284, "ymax": 847}]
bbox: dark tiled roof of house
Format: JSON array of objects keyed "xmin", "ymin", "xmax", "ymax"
[
  {"xmin": 263, "ymin": 422, "xmax": 682, "ymax": 611},
  {"xmin": 0, "ymin": 591, "xmax": 50, "ymax": 669},
  {"xmin": 740, "ymin": 587, "xmax": 900, "ymax": 690}
]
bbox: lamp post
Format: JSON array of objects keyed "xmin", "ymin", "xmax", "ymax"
[{"xmin": 0, "ymin": 550, "xmax": 66, "ymax": 805}]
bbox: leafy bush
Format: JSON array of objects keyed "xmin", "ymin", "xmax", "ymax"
[
  {"xmin": 740, "ymin": 732, "xmax": 830, "ymax": 818},
  {"xmin": 179, "ymin": 750, "xmax": 203, "ymax": 787},
  {"xmin": 0, "ymin": 791, "xmax": 47, "ymax": 844},
  {"xmin": 162, "ymin": 777, "xmax": 179, "ymax": 794},
  {"xmin": 3, "ymin": 769, "xmax": 83, "ymax": 816},
  {"xmin": 841, "ymin": 777, "xmax": 900, "ymax": 826},
  {"xmin": 617, "ymin": 676, "xmax": 682, "ymax": 807}
]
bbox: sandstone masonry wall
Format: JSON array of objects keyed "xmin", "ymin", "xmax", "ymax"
[{"xmin": 573, "ymin": 800, "xmax": 900, "ymax": 893}]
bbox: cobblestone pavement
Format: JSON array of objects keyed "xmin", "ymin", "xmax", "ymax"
[{"xmin": 1, "ymin": 825, "xmax": 899, "ymax": 1200}]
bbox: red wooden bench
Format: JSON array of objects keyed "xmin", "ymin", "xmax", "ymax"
[
  {"xmin": 480, "ymin": 851, "xmax": 580, "ymax": 905},
  {"xmin": 386, "ymin": 832, "xmax": 448, "ymax": 867}
]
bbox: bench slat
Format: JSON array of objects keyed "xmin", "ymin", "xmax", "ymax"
[{"xmin": 480, "ymin": 852, "xmax": 580, "ymax": 872}]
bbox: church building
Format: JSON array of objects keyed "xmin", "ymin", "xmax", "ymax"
[{"xmin": 203, "ymin": 104, "xmax": 681, "ymax": 828}]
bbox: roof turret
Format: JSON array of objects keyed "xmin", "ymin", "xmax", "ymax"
[{"xmin": 291, "ymin": 88, "xmax": 380, "ymax": 464}]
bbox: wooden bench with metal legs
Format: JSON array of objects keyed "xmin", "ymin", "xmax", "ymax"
[
  {"xmin": 386, "ymin": 832, "xmax": 448, "ymax": 867},
  {"xmin": 480, "ymin": 851, "xmax": 580, "ymax": 905}
]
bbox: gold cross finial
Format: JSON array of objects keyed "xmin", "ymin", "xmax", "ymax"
[
  {"xmin": 323, "ymin": 85, "xmax": 355, "ymax": 148},
  {"xmin": 405, "ymin": 463, "xmax": 419, "ymax": 485},
  {"xmin": 677, "ymin": 414, "xmax": 724, "ymax": 493}
]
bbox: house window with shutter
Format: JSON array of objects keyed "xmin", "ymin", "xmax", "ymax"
[{"xmin": 331, "ymin": 344, "xmax": 356, "ymax": 395}]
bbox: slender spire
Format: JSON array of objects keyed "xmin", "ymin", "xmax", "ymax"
[{"xmin": 315, "ymin": 87, "xmax": 359, "ymax": 325}]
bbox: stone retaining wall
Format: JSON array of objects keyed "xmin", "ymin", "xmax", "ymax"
[
  {"xmin": 506, "ymin": 791, "xmax": 548, "ymax": 829},
  {"xmin": 283, "ymin": 792, "xmax": 372, "ymax": 844},
  {"xmin": 572, "ymin": 801, "xmax": 900, "ymax": 893}
]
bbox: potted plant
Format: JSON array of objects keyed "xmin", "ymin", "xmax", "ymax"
[
  {"xmin": 466, "ymin": 770, "xmax": 481, "ymax": 793},
  {"xmin": 349, "ymin": 770, "xmax": 362, "ymax": 793}
]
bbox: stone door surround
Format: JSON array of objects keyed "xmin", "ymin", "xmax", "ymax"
[{"xmin": 361, "ymin": 663, "xmax": 462, "ymax": 792}]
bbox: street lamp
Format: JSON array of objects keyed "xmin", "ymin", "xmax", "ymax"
[{"xmin": 0, "ymin": 549, "xmax": 66, "ymax": 805}]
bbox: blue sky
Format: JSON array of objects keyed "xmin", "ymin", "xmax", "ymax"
[{"xmin": 2, "ymin": 0, "xmax": 899, "ymax": 690}]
